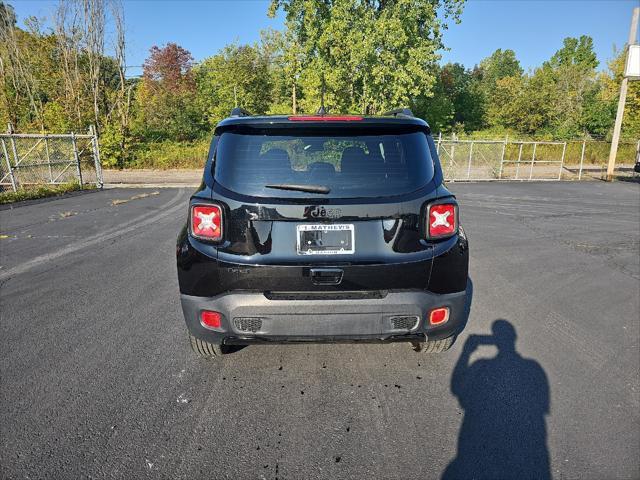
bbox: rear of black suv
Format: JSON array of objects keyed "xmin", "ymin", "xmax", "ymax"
[{"xmin": 176, "ymin": 111, "xmax": 470, "ymax": 358}]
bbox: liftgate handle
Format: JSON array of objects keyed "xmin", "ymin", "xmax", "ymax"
[{"xmin": 310, "ymin": 268, "xmax": 344, "ymax": 285}]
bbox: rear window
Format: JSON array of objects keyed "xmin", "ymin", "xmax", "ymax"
[{"xmin": 213, "ymin": 128, "xmax": 435, "ymax": 199}]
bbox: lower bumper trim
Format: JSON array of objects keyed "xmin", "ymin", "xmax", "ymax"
[
  {"xmin": 180, "ymin": 283, "xmax": 471, "ymax": 345},
  {"xmin": 222, "ymin": 333, "xmax": 428, "ymax": 345}
]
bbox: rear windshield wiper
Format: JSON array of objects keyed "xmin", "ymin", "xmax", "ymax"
[{"xmin": 265, "ymin": 183, "xmax": 331, "ymax": 194}]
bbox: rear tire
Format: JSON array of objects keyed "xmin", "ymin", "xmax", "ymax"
[
  {"xmin": 189, "ymin": 334, "xmax": 223, "ymax": 359},
  {"xmin": 412, "ymin": 336, "xmax": 455, "ymax": 353}
]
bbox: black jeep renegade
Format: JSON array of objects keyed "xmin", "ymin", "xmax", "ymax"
[{"xmin": 177, "ymin": 108, "xmax": 470, "ymax": 358}]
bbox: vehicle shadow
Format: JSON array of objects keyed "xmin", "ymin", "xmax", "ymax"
[
  {"xmin": 443, "ymin": 319, "xmax": 551, "ymax": 480},
  {"xmin": 616, "ymin": 175, "xmax": 640, "ymax": 183}
]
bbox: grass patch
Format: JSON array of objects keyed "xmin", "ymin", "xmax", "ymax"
[
  {"xmin": 0, "ymin": 182, "xmax": 94, "ymax": 205},
  {"xmin": 128, "ymin": 139, "xmax": 210, "ymax": 169}
]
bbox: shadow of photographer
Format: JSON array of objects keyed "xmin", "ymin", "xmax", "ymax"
[{"xmin": 443, "ymin": 320, "xmax": 551, "ymax": 480}]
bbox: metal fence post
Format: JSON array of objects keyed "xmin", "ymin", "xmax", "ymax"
[
  {"xmin": 71, "ymin": 132, "xmax": 83, "ymax": 187},
  {"xmin": 1, "ymin": 138, "xmax": 17, "ymax": 192},
  {"xmin": 515, "ymin": 143, "xmax": 523, "ymax": 180},
  {"xmin": 44, "ymin": 134, "xmax": 53, "ymax": 183},
  {"xmin": 89, "ymin": 125, "xmax": 103, "ymax": 187},
  {"xmin": 451, "ymin": 140, "xmax": 456, "ymax": 177},
  {"xmin": 436, "ymin": 132, "xmax": 442, "ymax": 155},
  {"xmin": 7, "ymin": 125, "xmax": 21, "ymax": 188},
  {"xmin": 558, "ymin": 142, "xmax": 567, "ymax": 180},
  {"xmin": 578, "ymin": 140, "xmax": 586, "ymax": 181},
  {"xmin": 498, "ymin": 139, "xmax": 507, "ymax": 180},
  {"xmin": 529, "ymin": 143, "xmax": 537, "ymax": 180},
  {"xmin": 466, "ymin": 141, "xmax": 474, "ymax": 180}
]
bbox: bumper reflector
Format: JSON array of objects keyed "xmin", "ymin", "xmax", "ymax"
[
  {"xmin": 429, "ymin": 307, "xmax": 450, "ymax": 326},
  {"xmin": 200, "ymin": 310, "xmax": 222, "ymax": 330}
]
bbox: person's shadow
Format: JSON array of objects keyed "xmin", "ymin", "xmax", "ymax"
[{"xmin": 443, "ymin": 320, "xmax": 551, "ymax": 480}]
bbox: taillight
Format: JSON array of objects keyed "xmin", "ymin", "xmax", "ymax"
[
  {"xmin": 427, "ymin": 203, "xmax": 457, "ymax": 239},
  {"xmin": 429, "ymin": 307, "xmax": 450, "ymax": 325},
  {"xmin": 191, "ymin": 204, "xmax": 223, "ymax": 241}
]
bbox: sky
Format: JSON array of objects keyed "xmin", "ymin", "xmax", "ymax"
[{"xmin": 9, "ymin": 0, "xmax": 639, "ymax": 78}]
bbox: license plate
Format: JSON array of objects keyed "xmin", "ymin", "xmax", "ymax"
[{"xmin": 297, "ymin": 224, "xmax": 355, "ymax": 255}]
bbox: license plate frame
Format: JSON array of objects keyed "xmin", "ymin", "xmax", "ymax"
[{"xmin": 296, "ymin": 224, "xmax": 355, "ymax": 255}]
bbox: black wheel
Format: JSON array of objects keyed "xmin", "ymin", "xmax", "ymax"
[
  {"xmin": 412, "ymin": 336, "xmax": 455, "ymax": 353},
  {"xmin": 189, "ymin": 334, "xmax": 223, "ymax": 359}
]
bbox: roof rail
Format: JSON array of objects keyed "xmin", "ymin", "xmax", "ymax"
[
  {"xmin": 383, "ymin": 108, "xmax": 414, "ymax": 117},
  {"xmin": 230, "ymin": 107, "xmax": 252, "ymax": 117}
]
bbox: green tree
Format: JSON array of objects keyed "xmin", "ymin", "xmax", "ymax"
[
  {"xmin": 269, "ymin": 0, "xmax": 465, "ymax": 114},
  {"xmin": 413, "ymin": 63, "xmax": 484, "ymax": 132},
  {"xmin": 548, "ymin": 36, "xmax": 598, "ymax": 71},
  {"xmin": 516, "ymin": 68, "xmax": 556, "ymax": 134},
  {"xmin": 133, "ymin": 43, "xmax": 206, "ymax": 141},
  {"xmin": 195, "ymin": 43, "xmax": 272, "ymax": 125},
  {"xmin": 1, "ymin": 14, "xmax": 58, "ymax": 130},
  {"xmin": 545, "ymin": 36, "xmax": 599, "ymax": 136},
  {"xmin": 442, "ymin": 63, "xmax": 484, "ymax": 130},
  {"xmin": 412, "ymin": 71, "xmax": 455, "ymax": 132},
  {"xmin": 580, "ymin": 80, "xmax": 615, "ymax": 138},
  {"xmin": 478, "ymin": 49, "xmax": 523, "ymax": 129},
  {"xmin": 486, "ymin": 75, "xmax": 524, "ymax": 131},
  {"xmin": 600, "ymin": 49, "xmax": 640, "ymax": 139},
  {"xmin": 259, "ymin": 29, "xmax": 296, "ymax": 114},
  {"xmin": 478, "ymin": 49, "xmax": 523, "ymax": 92},
  {"xmin": 1, "ymin": 1, "xmax": 123, "ymax": 134},
  {"xmin": 481, "ymin": 38, "xmax": 604, "ymax": 138},
  {"xmin": 0, "ymin": 0, "xmax": 16, "ymax": 124}
]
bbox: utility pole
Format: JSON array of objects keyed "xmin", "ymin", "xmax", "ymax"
[{"xmin": 606, "ymin": 7, "xmax": 639, "ymax": 181}]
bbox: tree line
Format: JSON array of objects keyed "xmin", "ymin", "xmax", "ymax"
[{"xmin": 1, "ymin": 0, "xmax": 638, "ymax": 168}]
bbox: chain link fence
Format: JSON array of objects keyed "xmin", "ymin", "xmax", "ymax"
[
  {"xmin": 1, "ymin": 127, "xmax": 637, "ymax": 188},
  {"xmin": 436, "ymin": 134, "xmax": 639, "ymax": 181},
  {"xmin": 0, "ymin": 126, "xmax": 103, "ymax": 192}
]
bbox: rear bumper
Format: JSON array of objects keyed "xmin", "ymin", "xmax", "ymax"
[{"xmin": 181, "ymin": 283, "xmax": 470, "ymax": 345}]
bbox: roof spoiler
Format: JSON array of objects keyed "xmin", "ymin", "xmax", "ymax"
[
  {"xmin": 383, "ymin": 108, "xmax": 414, "ymax": 118},
  {"xmin": 230, "ymin": 107, "xmax": 252, "ymax": 117}
]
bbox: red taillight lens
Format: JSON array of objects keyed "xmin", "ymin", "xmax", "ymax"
[
  {"xmin": 429, "ymin": 307, "xmax": 450, "ymax": 325},
  {"xmin": 200, "ymin": 310, "xmax": 222, "ymax": 329},
  {"xmin": 427, "ymin": 203, "xmax": 457, "ymax": 239},
  {"xmin": 191, "ymin": 204, "xmax": 223, "ymax": 241}
]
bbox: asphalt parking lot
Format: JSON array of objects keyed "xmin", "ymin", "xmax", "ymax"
[{"xmin": 1, "ymin": 181, "xmax": 638, "ymax": 479}]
